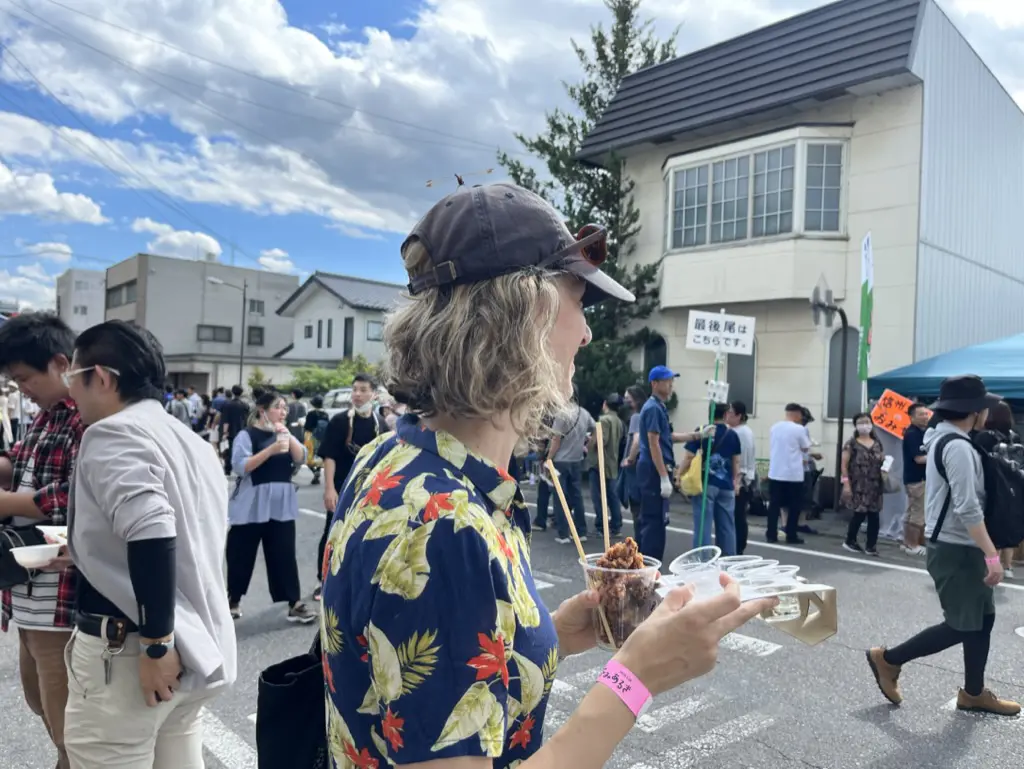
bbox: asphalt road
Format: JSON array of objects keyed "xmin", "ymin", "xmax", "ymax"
[{"xmin": 2, "ymin": 469, "xmax": 1024, "ymax": 769}]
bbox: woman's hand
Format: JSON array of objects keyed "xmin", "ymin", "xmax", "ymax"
[
  {"xmin": 552, "ymin": 590, "xmax": 601, "ymax": 657},
  {"xmin": 613, "ymin": 573, "xmax": 778, "ymax": 697}
]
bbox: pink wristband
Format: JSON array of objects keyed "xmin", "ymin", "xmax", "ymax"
[
  {"xmin": 985, "ymin": 555, "xmax": 1001, "ymax": 566},
  {"xmin": 597, "ymin": 660, "xmax": 652, "ymax": 719}
]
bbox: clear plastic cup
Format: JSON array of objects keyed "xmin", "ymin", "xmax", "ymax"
[
  {"xmin": 727, "ymin": 558, "xmax": 779, "ymax": 577},
  {"xmin": 717, "ymin": 555, "xmax": 763, "ymax": 569},
  {"xmin": 674, "ymin": 562, "xmax": 723, "ymax": 601},
  {"xmin": 668, "ymin": 546, "xmax": 721, "ymax": 574},
  {"xmin": 581, "ymin": 553, "xmax": 661, "ymax": 651}
]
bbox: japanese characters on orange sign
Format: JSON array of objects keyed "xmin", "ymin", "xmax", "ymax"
[{"xmin": 871, "ymin": 389, "xmax": 931, "ymax": 438}]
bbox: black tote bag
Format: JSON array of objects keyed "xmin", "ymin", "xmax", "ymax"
[{"xmin": 256, "ymin": 632, "xmax": 328, "ymax": 769}]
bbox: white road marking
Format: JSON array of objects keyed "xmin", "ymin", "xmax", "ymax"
[
  {"xmin": 1015, "ymin": 626, "xmax": 1024, "ymax": 639},
  {"xmin": 247, "ymin": 712, "xmax": 257, "ymax": 724},
  {"xmin": 532, "ymin": 570, "xmax": 572, "ymax": 584},
  {"xmin": 201, "ymin": 708, "xmax": 257, "ymax": 769},
  {"xmin": 531, "ymin": 507, "xmax": 1024, "ymax": 593},
  {"xmin": 300, "ymin": 508, "xmax": 325, "ymax": 519},
  {"xmin": 534, "ymin": 579, "xmax": 554, "ymax": 590},
  {"xmin": 550, "ymin": 678, "xmax": 578, "ymax": 696},
  {"xmin": 719, "ymin": 633, "xmax": 783, "ymax": 657},
  {"xmin": 627, "ymin": 712, "xmax": 774, "ymax": 769},
  {"xmin": 636, "ymin": 697, "xmax": 710, "ymax": 733}
]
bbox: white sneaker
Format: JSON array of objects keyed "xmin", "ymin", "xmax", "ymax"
[{"xmin": 1006, "ymin": 567, "xmax": 1015, "ymax": 579}]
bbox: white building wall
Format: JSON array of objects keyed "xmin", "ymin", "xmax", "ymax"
[
  {"xmin": 56, "ymin": 268, "xmax": 105, "ymax": 333},
  {"xmin": 910, "ymin": 0, "xmax": 1024, "ymax": 358},
  {"xmin": 623, "ymin": 85, "xmax": 923, "ymax": 470},
  {"xmin": 284, "ymin": 288, "xmax": 388, "ymax": 364}
]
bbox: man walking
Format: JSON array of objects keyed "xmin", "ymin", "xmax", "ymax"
[
  {"xmin": 548, "ymin": 401, "xmax": 595, "ymax": 544},
  {"xmin": 587, "ymin": 394, "xmax": 624, "ymax": 537},
  {"xmin": 902, "ymin": 402, "xmax": 930, "ymax": 555},
  {"xmin": 0, "ymin": 312, "xmax": 83, "ymax": 769},
  {"xmin": 218, "ymin": 385, "xmax": 250, "ymax": 476},
  {"xmin": 63, "ymin": 320, "xmax": 237, "ymax": 766}
]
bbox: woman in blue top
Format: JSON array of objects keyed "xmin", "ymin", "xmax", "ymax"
[
  {"xmin": 227, "ymin": 391, "xmax": 316, "ymax": 624},
  {"xmin": 679, "ymin": 402, "xmax": 742, "ymax": 555},
  {"xmin": 319, "ymin": 184, "xmax": 776, "ymax": 769}
]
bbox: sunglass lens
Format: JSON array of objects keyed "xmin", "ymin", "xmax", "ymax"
[{"xmin": 577, "ymin": 224, "xmax": 607, "ymax": 266}]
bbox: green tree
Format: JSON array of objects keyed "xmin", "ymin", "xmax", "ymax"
[
  {"xmin": 247, "ymin": 366, "xmax": 271, "ymax": 392},
  {"xmin": 284, "ymin": 356, "xmax": 380, "ymax": 394},
  {"xmin": 498, "ymin": 0, "xmax": 678, "ymax": 415}
]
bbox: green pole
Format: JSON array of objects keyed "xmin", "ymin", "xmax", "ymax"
[{"xmin": 696, "ymin": 355, "xmax": 720, "ymax": 547}]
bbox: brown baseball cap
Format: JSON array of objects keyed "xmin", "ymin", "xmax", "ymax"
[{"xmin": 403, "ymin": 183, "xmax": 635, "ymax": 307}]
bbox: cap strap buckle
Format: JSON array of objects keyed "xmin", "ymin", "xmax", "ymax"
[{"xmin": 408, "ymin": 261, "xmax": 459, "ymax": 295}]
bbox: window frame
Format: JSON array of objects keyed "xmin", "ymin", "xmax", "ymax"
[
  {"xmin": 303, "ymin": 324, "xmax": 313, "ymax": 339},
  {"xmin": 366, "ymin": 319, "xmax": 384, "ymax": 342},
  {"xmin": 824, "ymin": 325, "xmax": 865, "ymax": 422},
  {"xmin": 248, "ymin": 298, "xmax": 265, "ymax": 316},
  {"xmin": 247, "ymin": 326, "xmax": 265, "ymax": 346},
  {"xmin": 725, "ymin": 338, "xmax": 757, "ymax": 418},
  {"xmin": 197, "ymin": 324, "xmax": 233, "ymax": 343},
  {"xmin": 664, "ymin": 127, "xmax": 850, "ymax": 254}
]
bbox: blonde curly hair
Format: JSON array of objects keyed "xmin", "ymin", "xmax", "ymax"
[{"xmin": 382, "ymin": 239, "xmax": 570, "ymax": 437}]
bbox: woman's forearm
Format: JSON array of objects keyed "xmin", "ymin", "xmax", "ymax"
[
  {"xmin": 289, "ymin": 437, "xmax": 305, "ymax": 463},
  {"xmin": 243, "ymin": 447, "xmax": 271, "ymax": 474},
  {"xmin": 524, "ymin": 686, "xmax": 634, "ymax": 769}
]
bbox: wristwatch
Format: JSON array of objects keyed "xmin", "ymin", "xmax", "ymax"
[{"xmin": 141, "ymin": 636, "xmax": 175, "ymax": 659}]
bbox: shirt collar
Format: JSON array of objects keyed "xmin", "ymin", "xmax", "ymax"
[{"xmin": 396, "ymin": 413, "xmax": 520, "ymax": 514}]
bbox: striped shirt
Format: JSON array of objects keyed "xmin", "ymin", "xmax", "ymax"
[{"xmin": 1, "ymin": 399, "xmax": 83, "ymax": 631}]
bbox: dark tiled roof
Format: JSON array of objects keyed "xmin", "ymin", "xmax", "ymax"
[
  {"xmin": 276, "ymin": 272, "xmax": 405, "ymax": 315},
  {"xmin": 579, "ymin": 0, "xmax": 922, "ymax": 163}
]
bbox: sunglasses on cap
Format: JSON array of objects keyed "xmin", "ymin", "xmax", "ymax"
[{"xmin": 540, "ymin": 223, "xmax": 608, "ymax": 270}]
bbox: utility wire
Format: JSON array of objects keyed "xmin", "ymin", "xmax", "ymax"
[
  {"xmin": 28, "ymin": 0, "xmax": 525, "ymax": 157},
  {"xmin": 4, "ymin": 1, "xmax": 510, "ymax": 157},
  {"xmin": 0, "ymin": 43, "xmax": 263, "ymax": 267}
]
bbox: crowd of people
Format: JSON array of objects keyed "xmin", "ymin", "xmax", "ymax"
[{"xmin": 0, "ymin": 182, "xmax": 1020, "ymax": 769}]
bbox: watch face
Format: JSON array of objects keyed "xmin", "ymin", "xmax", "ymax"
[{"xmin": 146, "ymin": 643, "xmax": 169, "ymax": 659}]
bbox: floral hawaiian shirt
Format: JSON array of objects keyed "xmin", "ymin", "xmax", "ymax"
[{"xmin": 321, "ymin": 414, "xmax": 559, "ymax": 768}]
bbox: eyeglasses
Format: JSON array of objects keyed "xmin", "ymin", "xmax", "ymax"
[
  {"xmin": 541, "ymin": 223, "xmax": 608, "ymax": 270},
  {"xmin": 61, "ymin": 365, "xmax": 121, "ymax": 388}
]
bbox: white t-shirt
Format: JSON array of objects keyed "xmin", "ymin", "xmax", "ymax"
[
  {"xmin": 734, "ymin": 423, "xmax": 757, "ymax": 483},
  {"xmin": 768, "ymin": 420, "xmax": 811, "ymax": 482}
]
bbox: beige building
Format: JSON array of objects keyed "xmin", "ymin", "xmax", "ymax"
[
  {"xmin": 580, "ymin": 0, "xmax": 1024, "ymax": 475},
  {"xmin": 275, "ymin": 272, "xmax": 404, "ymax": 365},
  {"xmin": 104, "ymin": 253, "xmax": 315, "ymax": 391}
]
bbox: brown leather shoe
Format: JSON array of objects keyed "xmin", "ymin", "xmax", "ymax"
[
  {"xmin": 866, "ymin": 647, "xmax": 903, "ymax": 705},
  {"xmin": 956, "ymin": 689, "xmax": 1021, "ymax": 716}
]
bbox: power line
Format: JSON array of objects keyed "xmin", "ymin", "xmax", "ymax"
[
  {"xmin": 27, "ymin": 0, "xmax": 525, "ymax": 157},
  {"xmin": 0, "ymin": 251, "xmax": 113, "ymax": 265},
  {"xmin": 0, "ymin": 43, "xmax": 264, "ymax": 267},
  {"xmin": 4, "ymin": 1, "xmax": 513, "ymax": 157}
]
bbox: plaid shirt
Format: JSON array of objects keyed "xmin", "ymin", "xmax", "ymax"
[{"xmin": 1, "ymin": 398, "xmax": 83, "ymax": 631}]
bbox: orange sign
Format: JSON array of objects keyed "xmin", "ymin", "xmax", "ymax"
[{"xmin": 870, "ymin": 389, "xmax": 931, "ymax": 438}]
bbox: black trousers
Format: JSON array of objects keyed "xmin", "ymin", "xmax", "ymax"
[
  {"xmin": 317, "ymin": 510, "xmax": 334, "ymax": 582},
  {"xmin": 767, "ymin": 480, "xmax": 803, "ymax": 541},
  {"xmin": 735, "ymin": 483, "xmax": 751, "ymax": 555},
  {"xmin": 226, "ymin": 520, "xmax": 300, "ymax": 605},
  {"xmin": 847, "ymin": 510, "xmax": 880, "ymax": 550}
]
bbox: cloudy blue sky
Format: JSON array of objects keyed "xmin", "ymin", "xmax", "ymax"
[{"xmin": 0, "ymin": 0, "xmax": 1020, "ymax": 308}]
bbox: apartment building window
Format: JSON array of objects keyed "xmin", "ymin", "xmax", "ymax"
[
  {"xmin": 248, "ymin": 299, "xmax": 265, "ymax": 316},
  {"xmin": 666, "ymin": 132, "xmax": 846, "ymax": 250},
  {"xmin": 304, "ymin": 324, "xmax": 313, "ymax": 339},
  {"xmin": 317, "ymin": 319, "xmax": 323, "ymax": 349},
  {"xmin": 197, "ymin": 325, "xmax": 233, "ymax": 343},
  {"xmin": 73, "ymin": 305, "xmax": 88, "ymax": 316},
  {"xmin": 366, "ymin": 320, "xmax": 384, "ymax": 342},
  {"xmin": 105, "ymin": 280, "xmax": 138, "ymax": 309},
  {"xmin": 327, "ymin": 318, "xmax": 334, "ymax": 348},
  {"xmin": 247, "ymin": 326, "xmax": 265, "ymax": 346},
  {"xmin": 805, "ymin": 144, "xmax": 843, "ymax": 232}
]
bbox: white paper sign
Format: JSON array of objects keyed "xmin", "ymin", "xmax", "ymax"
[{"xmin": 686, "ymin": 310, "xmax": 756, "ymax": 355}]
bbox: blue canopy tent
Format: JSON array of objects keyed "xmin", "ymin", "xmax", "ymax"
[{"xmin": 868, "ymin": 333, "xmax": 1024, "ymax": 401}]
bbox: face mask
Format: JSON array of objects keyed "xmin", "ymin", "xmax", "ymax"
[
  {"xmin": 856, "ymin": 424, "xmax": 872, "ymax": 436},
  {"xmin": 353, "ymin": 402, "xmax": 373, "ymax": 417}
]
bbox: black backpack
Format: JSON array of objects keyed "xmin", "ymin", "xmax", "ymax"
[{"xmin": 931, "ymin": 432, "xmax": 1024, "ymax": 549}]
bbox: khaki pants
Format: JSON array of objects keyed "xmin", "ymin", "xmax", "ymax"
[
  {"xmin": 19, "ymin": 628, "xmax": 72, "ymax": 769},
  {"xmin": 64, "ymin": 629, "xmax": 216, "ymax": 769}
]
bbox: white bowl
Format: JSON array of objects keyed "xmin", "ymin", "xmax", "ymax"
[
  {"xmin": 11, "ymin": 544, "xmax": 62, "ymax": 569},
  {"xmin": 35, "ymin": 525, "xmax": 68, "ymax": 543}
]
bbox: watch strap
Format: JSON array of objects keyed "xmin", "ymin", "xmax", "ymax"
[{"xmin": 597, "ymin": 659, "xmax": 652, "ymax": 719}]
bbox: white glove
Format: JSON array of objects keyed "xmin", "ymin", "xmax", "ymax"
[{"xmin": 660, "ymin": 475, "xmax": 673, "ymax": 499}]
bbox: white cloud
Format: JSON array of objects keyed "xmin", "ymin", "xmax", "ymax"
[
  {"xmin": 23, "ymin": 241, "xmax": 73, "ymax": 262},
  {"xmin": 258, "ymin": 247, "xmax": 296, "ymax": 273},
  {"xmin": 0, "ymin": 263, "xmax": 57, "ymax": 309},
  {"xmin": 131, "ymin": 216, "xmax": 222, "ymax": 260},
  {"xmin": 0, "ymin": 160, "xmax": 107, "ymax": 224},
  {"xmin": 327, "ymin": 223, "xmax": 385, "ymax": 241}
]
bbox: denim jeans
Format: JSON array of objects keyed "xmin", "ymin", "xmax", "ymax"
[
  {"xmin": 588, "ymin": 468, "xmax": 623, "ymax": 534},
  {"xmin": 534, "ymin": 480, "xmax": 551, "ymax": 528},
  {"xmin": 635, "ymin": 460, "xmax": 668, "ymax": 563},
  {"xmin": 691, "ymin": 484, "xmax": 737, "ymax": 555},
  {"xmin": 553, "ymin": 461, "xmax": 588, "ymax": 539}
]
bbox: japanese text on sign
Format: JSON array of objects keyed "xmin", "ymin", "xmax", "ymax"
[
  {"xmin": 686, "ymin": 310, "xmax": 756, "ymax": 356},
  {"xmin": 870, "ymin": 388, "xmax": 932, "ymax": 439}
]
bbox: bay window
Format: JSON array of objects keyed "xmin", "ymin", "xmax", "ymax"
[{"xmin": 666, "ymin": 130, "xmax": 846, "ymax": 250}]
